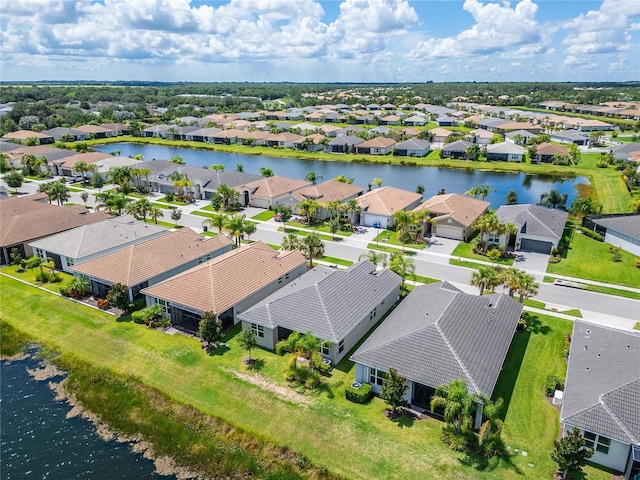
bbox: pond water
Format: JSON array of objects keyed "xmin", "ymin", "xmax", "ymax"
[
  {"xmin": 1, "ymin": 352, "xmax": 170, "ymax": 480},
  {"xmin": 94, "ymin": 143, "xmax": 589, "ymax": 208}
]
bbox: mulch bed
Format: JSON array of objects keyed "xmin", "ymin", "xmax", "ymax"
[{"xmin": 383, "ymin": 408, "xmax": 426, "ymax": 421}]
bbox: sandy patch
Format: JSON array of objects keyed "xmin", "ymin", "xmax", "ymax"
[
  {"xmin": 232, "ymin": 370, "xmax": 313, "ymax": 407},
  {"xmin": 26, "ymin": 362, "xmax": 64, "ymax": 381}
]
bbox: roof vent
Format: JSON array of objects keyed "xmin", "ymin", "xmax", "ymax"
[
  {"xmin": 586, "ymin": 329, "xmax": 591, "ymax": 334},
  {"xmin": 585, "ymin": 367, "xmax": 590, "ymax": 371}
]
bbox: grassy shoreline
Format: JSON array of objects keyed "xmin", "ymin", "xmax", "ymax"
[{"xmin": 77, "ymin": 136, "xmax": 634, "ymax": 213}]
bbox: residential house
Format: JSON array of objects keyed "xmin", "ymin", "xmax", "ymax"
[
  {"xmin": 394, "ymin": 138, "xmax": 431, "ymax": 157},
  {"xmin": 441, "ymin": 140, "xmax": 472, "ymax": 159},
  {"xmin": 236, "ymin": 176, "xmax": 312, "ymax": 209},
  {"xmin": 100, "ymin": 123, "xmax": 130, "ymax": 136},
  {"xmin": 351, "ymin": 282, "xmax": 522, "ymax": 426},
  {"xmin": 1, "ymin": 130, "xmax": 54, "ymax": 145},
  {"xmin": 560, "ymin": 322, "xmax": 640, "ymax": 477},
  {"xmin": 143, "ymin": 124, "xmax": 172, "ymax": 138},
  {"xmin": 141, "ymin": 242, "xmax": 307, "ymax": 332},
  {"xmin": 610, "ymin": 143, "xmax": 640, "ymax": 161},
  {"xmin": 92, "ymin": 156, "xmax": 141, "ymax": 176},
  {"xmin": 263, "ymin": 132, "xmax": 305, "ymax": 148},
  {"xmin": 0, "ymin": 196, "xmax": 111, "ymax": 265},
  {"xmin": 325, "ymin": 135, "xmax": 363, "ymax": 153},
  {"xmin": 583, "ymin": 214, "xmax": 640, "ymax": 256},
  {"xmin": 436, "ymin": 115, "xmax": 457, "ymax": 127},
  {"xmin": 467, "ymin": 128, "xmax": 494, "ymax": 146},
  {"xmin": 29, "ymin": 215, "xmax": 167, "ymax": 272},
  {"xmin": 184, "ymin": 127, "xmax": 222, "ymax": 143},
  {"xmin": 413, "ymin": 193, "xmax": 489, "ymax": 241},
  {"xmin": 381, "ymin": 115, "xmax": 401, "ymax": 125},
  {"xmin": 534, "ymin": 142, "xmax": 569, "ymax": 163},
  {"xmin": 355, "ymin": 186, "xmax": 423, "ymax": 228},
  {"xmin": 76, "ymin": 125, "xmax": 117, "ymax": 139},
  {"xmin": 71, "ymin": 228, "xmax": 233, "ymax": 302},
  {"xmin": 403, "ymin": 115, "xmax": 426, "ymax": 127},
  {"xmin": 505, "ymin": 129, "xmax": 538, "ymax": 145},
  {"xmin": 355, "ymin": 137, "xmax": 396, "ymax": 155},
  {"xmin": 551, "ymin": 130, "xmax": 590, "ymax": 146},
  {"xmin": 486, "ymin": 142, "xmax": 526, "ymax": 162},
  {"xmin": 4, "ymin": 145, "xmax": 75, "ymax": 170},
  {"xmin": 286, "ymin": 180, "xmax": 364, "ymax": 220},
  {"xmin": 42, "ymin": 127, "xmax": 89, "ymax": 142},
  {"xmin": 494, "ymin": 204, "xmax": 569, "ymax": 254},
  {"xmin": 238, "ymin": 261, "xmax": 401, "ymax": 364},
  {"xmin": 50, "ymin": 152, "xmax": 111, "ymax": 178}
]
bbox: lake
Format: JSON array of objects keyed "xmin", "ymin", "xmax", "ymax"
[
  {"xmin": 94, "ymin": 143, "xmax": 589, "ymax": 208},
  {"xmin": 0, "ymin": 352, "xmax": 170, "ymax": 480}
]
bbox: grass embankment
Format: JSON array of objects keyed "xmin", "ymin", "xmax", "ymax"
[
  {"xmin": 81, "ymin": 137, "xmax": 636, "ymax": 213},
  {"xmin": 0, "ymin": 274, "xmax": 615, "ymax": 480},
  {"xmin": 547, "ymin": 231, "xmax": 640, "ymax": 288}
]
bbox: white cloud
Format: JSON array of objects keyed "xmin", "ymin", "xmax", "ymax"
[{"xmin": 409, "ymin": 0, "xmax": 545, "ymax": 59}]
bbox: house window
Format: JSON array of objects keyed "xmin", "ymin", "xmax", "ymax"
[
  {"xmin": 251, "ymin": 323, "xmax": 264, "ymax": 338},
  {"xmin": 34, "ymin": 248, "xmax": 45, "ymax": 260},
  {"xmin": 65, "ymin": 257, "xmax": 74, "ymax": 267},
  {"xmin": 319, "ymin": 341, "xmax": 330, "ymax": 356},
  {"xmin": 338, "ymin": 339, "xmax": 344, "ymax": 354},
  {"xmin": 487, "ymin": 232, "xmax": 500, "ymax": 244},
  {"xmin": 583, "ymin": 431, "xmax": 611, "ymax": 455},
  {"xmin": 155, "ymin": 298, "xmax": 170, "ymax": 315},
  {"xmin": 369, "ymin": 367, "xmax": 387, "ymax": 386},
  {"xmin": 369, "ymin": 307, "xmax": 377, "ymax": 321}
]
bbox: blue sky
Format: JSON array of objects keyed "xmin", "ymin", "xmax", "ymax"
[{"xmin": 1, "ymin": 0, "xmax": 638, "ymax": 82}]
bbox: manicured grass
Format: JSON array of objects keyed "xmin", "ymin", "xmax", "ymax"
[
  {"xmin": 155, "ymin": 197, "xmax": 189, "ymax": 206},
  {"xmin": 278, "ymin": 227, "xmax": 337, "ymax": 242},
  {"xmin": 543, "ymin": 275, "xmax": 640, "ymax": 300},
  {"xmin": 522, "ymin": 298, "xmax": 583, "ymax": 317},
  {"xmin": 449, "ymin": 258, "xmax": 484, "ymax": 269},
  {"xmin": 1, "ymin": 265, "xmax": 74, "ymax": 293},
  {"xmin": 288, "ymin": 221, "xmax": 353, "ymax": 237},
  {"xmin": 68, "ymin": 187, "xmax": 84, "ymax": 192},
  {"xmin": 319, "ymin": 256, "xmax": 354, "ymax": 267},
  {"xmin": 451, "ymin": 242, "xmax": 515, "ymax": 266},
  {"xmin": 0, "ymin": 274, "xmax": 582, "ymax": 480},
  {"xmin": 547, "ymin": 232, "xmax": 640, "ymax": 288},
  {"xmin": 251, "ymin": 210, "xmax": 275, "ymax": 221},
  {"xmin": 366, "ymin": 243, "xmax": 416, "ymax": 256},
  {"xmin": 522, "ymin": 298, "xmax": 546, "ymax": 309},
  {"xmin": 373, "ymin": 229, "xmax": 425, "ymax": 250},
  {"xmin": 406, "ymin": 273, "xmax": 440, "ymax": 284},
  {"xmin": 634, "ymin": 322, "xmax": 640, "ymax": 331}
]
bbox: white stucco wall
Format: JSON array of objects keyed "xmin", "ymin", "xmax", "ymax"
[{"xmin": 605, "ymin": 232, "xmax": 640, "ymax": 256}]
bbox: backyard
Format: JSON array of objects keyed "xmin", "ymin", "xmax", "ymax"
[{"xmin": 0, "ymin": 272, "xmax": 611, "ymax": 480}]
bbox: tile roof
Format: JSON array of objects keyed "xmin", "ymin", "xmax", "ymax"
[
  {"xmin": 351, "ymin": 282, "xmax": 522, "ymax": 396},
  {"xmin": 486, "ymin": 142, "xmax": 525, "ymax": 155},
  {"xmin": 414, "ymin": 193, "xmax": 489, "ymax": 227},
  {"xmin": 356, "ymin": 186, "xmax": 423, "ymax": 216},
  {"xmin": 0, "ymin": 193, "xmax": 50, "ymax": 219},
  {"xmin": 237, "ymin": 176, "xmax": 311, "ymax": 199},
  {"xmin": 610, "ymin": 142, "xmax": 640, "ymax": 154},
  {"xmin": 294, "ymin": 180, "xmax": 363, "ymax": 203},
  {"xmin": 442, "ymin": 140, "xmax": 472, "ymax": 152},
  {"xmin": 53, "ymin": 151, "xmax": 111, "ymax": 168},
  {"xmin": 239, "ymin": 261, "xmax": 401, "ymax": 342},
  {"xmin": 71, "ymin": 228, "xmax": 232, "ymax": 286},
  {"xmin": 394, "ymin": 138, "xmax": 431, "ymax": 150},
  {"xmin": 1, "ymin": 204, "xmax": 112, "ymax": 247},
  {"xmin": 2, "ymin": 130, "xmax": 54, "ymax": 140},
  {"xmin": 535, "ymin": 142, "xmax": 569, "ymax": 156},
  {"xmin": 495, "ymin": 204, "xmax": 568, "ymax": 240},
  {"xmin": 561, "ymin": 322, "xmax": 640, "ymax": 444},
  {"xmin": 141, "ymin": 242, "xmax": 307, "ymax": 314},
  {"xmin": 29, "ymin": 215, "xmax": 167, "ymax": 259},
  {"xmin": 590, "ymin": 214, "xmax": 640, "ymax": 241}
]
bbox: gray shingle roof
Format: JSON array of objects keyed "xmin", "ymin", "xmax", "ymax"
[
  {"xmin": 610, "ymin": 142, "xmax": 640, "ymax": 154},
  {"xmin": 238, "ymin": 261, "xmax": 401, "ymax": 343},
  {"xmin": 29, "ymin": 215, "xmax": 167, "ymax": 259},
  {"xmin": 495, "ymin": 204, "xmax": 568, "ymax": 240},
  {"xmin": 351, "ymin": 282, "xmax": 522, "ymax": 396},
  {"xmin": 395, "ymin": 138, "xmax": 431, "ymax": 150},
  {"xmin": 442, "ymin": 140, "xmax": 472, "ymax": 152},
  {"xmin": 141, "ymin": 159, "xmax": 261, "ymax": 189},
  {"xmin": 590, "ymin": 215, "xmax": 640, "ymax": 241},
  {"xmin": 561, "ymin": 322, "xmax": 640, "ymax": 444}
]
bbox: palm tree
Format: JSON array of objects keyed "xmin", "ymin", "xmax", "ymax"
[
  {"xmin": 539, "ymin": 189, "xmax": 568, "ymax": 210},
  {"xmin": 135, "ymin": 198, "xmax": 152, "ymax": 222},
  {"xmin": 500, "ymin": 267, "xmax": 522, "ymax": 297},
  {"xmin": 389, "ymin": 252, "xmax": 415, "ymax": 289},
  {"xmin": 236, "ymin": 163, "xmax": 244, "ymax": 172},
  {"xmin": 301, "ymin": 232, "xmax": 324, "ymax": 268},
  {"xmin": 149, "ymin": 205, "xmax": 164, "ymax": 224},
  {"xmin": 372, "ymin": 177, "xmax": 383, "ymax": 189},
  {"xmin": 108, "ymin": 166, "xmax": 132, "ymax": 187},
  {"xmin": 259, "ymin": 167, "xmax": 274, "ymax": 177},
  {"xmin": 472, "ymin": 212, "xmax": 502, "ymax": 253},
  {"xmin": 225, "ymin": 214, "xmax": 247, "ymax": 247},
  {"xmin": 217, "ymin": 184, "xmax": 239, "ymax": 211},
  {"xmin": 324, "ymin": 199, "xmax": 342, "ymax": 222},
  {"xmin": 296, "ymin": 330, "xmax": 322, "ymax": 373},
  {"xmin": 464, "ymin": 184, "xmax": 495, "ymax": 200},
  {"xmin": 342, "ymin": 198, "xmax": 361, "ymax": 225},
  {"xmin": 430, "ymin": 379, "xmax": 478, "ymax": 434},
  {"xmin": 476, "ymin": 395, "xmax": 504, "ymax": 447},
  {"xmin": 210, "ymin": 213, "xmax": 228, "ymax": 234},
  {"xmin": 569, "ymin": 197, "xmax": 603, "ymax": 219},
  {"xmin": 298, "ymin": 198, "xmax": 320, "ymax": 225},
  {"xmin": 304, "ymin": 171, "xmax": 323, "ymax": 185},
  {"xmin": 281, "ymin": 232, "xmax": 301, "ymax": 251},
  {"xmin": 95, "ymin": 191, "xmax": 130, "ymax": 215},
  {"xmin": 470, "ymin": 266, "xmax": 503, "ymax": 295},
  {"xmin": 275, "ymin": 331, "xmax": 302, "ymax": 355},
  {"xmin": 50, "ymin": 180, "xmax": 70, "ymax": 206},
  {"xmin": 514, "ymin": 270, "xmax": 539, "ymax": 303},
  {"xmin": 358, "ymin": 250, "xmax": 388, "ymax": 269},
  {"xmin": 333, "ymin": 175, "xmax": 354, "ymax": 184}
]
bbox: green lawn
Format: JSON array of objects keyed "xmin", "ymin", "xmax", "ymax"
[
  {"xmin": 366, "ymin": 243, "xmax": 416, "ymax": 256},
  {"xmin": 319, "ymin": 256, "xmax": 354, "ymax": 267},
  {"xmin": 547, "ymin": 231, "xmax": 640, "ymax": 288},
  {"xmin": 451, "ymin": 242, "xmax": 515, "ymax": 266},
  {"xmin": 543, "ymin": 276, "xmax": 640, "ymax": 300},
  {"xmin": 0, "ymin": 275, "xmax": 603, "ymax": 480},
  {"xmin": 287, "ymin": 221, "xmax": 353, "ymax": 237},
  {"xmin": 634, "ymin": 322, "xmax": 640, "ymax": 331},
  {"xmin": 154, "ymin": 197, "xmax": 189, "ymax": 206},
  {"xmin": 1, "ymin": 266, "xmax": 75, "ymax": 293},
  {"xmin": 251, "ymin": 210, "xmax": 275, "ymax": 221},
  {"xmin": 278, "ymin": 227, "xmax": 338, "ymax": 242},
  {"xmin": 373, "ymin": 229, "xmax": 425, "ymax": 250}
]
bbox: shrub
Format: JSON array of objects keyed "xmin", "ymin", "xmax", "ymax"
[
  {"xmin": 517, "ymin": 316, "xmax": 528, "ymax": 332},
  {"xmin": 305, "ymin": 371, "xmax": 321, "ymax": 389},
  {"xmin": 548, "ymin": 256, "xmax": 561, "ymax": 264},
  {"xmin": 545, "ymin": 375, "xmax": 565, "ymax": 397},
  {"xmin": 131, "ymin": 311, "xmax": 146, "ymax": 324},
  {"xmin": 564, "ymin": 334, "xmax": 572, "ymax": 357},
  {"xmin": 345, "ymin": 383, "xmax": 372, "ymax": 404},
  {"xmin": 612, "ymin": 252, "xmax": 622, "ymax": 262},
  {"xmin": 577, "ymin": 227, "xmax": 604, "ymax": 242},
  {"xmin": 317, "ymin": 361, "xmax": 332, "ymax": 376},
  {"xmin": 635, "ymin": 259, "xmax": 640, "ymax": 269},
  {"xmin": 63, "ymin": 276, "xmax": 90, "ymax": 299},
  {"xmin": 550, "ymin": 247, "xmax": 560, "ymax": 257},
  {"xmin": 96, "ymin": 298, "xmax": 111, "ymax": 310}
]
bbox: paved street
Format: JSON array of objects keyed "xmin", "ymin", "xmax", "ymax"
[{"xmin": 4, "ymin": 176, "xmax": 639, "ymax": 331}]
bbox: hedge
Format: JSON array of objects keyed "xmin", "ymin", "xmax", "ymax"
[
  {"xmin": 544, "ymin": 374, "xmax": 565, "ymax": 397},
  {"xmin": 345, "ymin": 383, "xmax": 372, "ymax": 404},
  {"xmin": 577, "ymin": 227, "xmax": 604, "ymax": 242}
]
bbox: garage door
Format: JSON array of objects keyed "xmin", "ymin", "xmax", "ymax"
[
  {"xmin": 434, "ymin": 225, "xmax": 462, "ymax": 240},
  {"xmin": 520, "ymin": 238, "xmax": 552, "ymax": 254}
]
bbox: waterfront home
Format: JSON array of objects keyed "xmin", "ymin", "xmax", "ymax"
[
  {"xmin": 142, "ymin": 242, "xmax": 307, "ymax": 332},
  {"xmin": 263, "ymin": 132, "xmax": 305, "ymax": 148},
  {"xmin": 1, "ymin": 130, "xmax": 54, "ymax": 145},
  {"xmin": 325, "ymin": 135, "xmax": 363, "ymax": 153},
  {"xmin": 238, "ymin": 261, "xmax": 401, "ymax": 364},
  {"xmin": 466, "ymin": 128, "xmax": 494, "ymax": 146},
  {"xmin": 100, "ymin": 123, "xmax": 130, "ymax": 136},
  {"xmin": 551, "ymin": 129, "xmax": 590, "ymax": 146},
  {"xmin": 505, "ymin": 129, "xmax": 538, "ymax": 145},
  {"xmin": 429, "ymin": 127, "xmax": 455, "ymax": 145},
  {"xmin": 355, "ymin": 137, "xmax": 396, "ymax": 155},
  {"xmin": 1, "ymin": 195, "xmax": 111, "ymax": 265},
  {"xmin": 610, "ymin": 143, "xmax": 640, "ymax": 161},
  {"xmin": 29, "ymin": 216, "xmax": 166, "ymax": 272},
  {"xmin": 485, "ymin": 142, "xmax": 525, "ymax": 162},
  {"xmin": 42, "ymin": 127, "xmax": 88, "ymax": 142},
  {"xmin": 76, "ymin": 124, "xmax": 118, "ymax": 139},
  {"xmin": 184, "ymin": 127, "xmax": 222, "ymax": 143},
  {"xmin": 71, "ymin": 228, "xmax": 232, "ymax": 302},
  {"xmin": 494, "ymin": 204, "xmax": 568, "ymax": 254},
  {"xmin": 413, "ymin": 193, "xmax": 489, "ymax": 241},
  {"xmin": 284, "ymin": 180, "xmax": 364, "ymax": 220},
  {"xmin": 50, "ymin": 151, "xmax": 111, "ymax": 178},
  {"xmin": 236, "ymin": 176, "xmax": 311, "ymax": 209},
  {"xmin": 394, "ymin": 138, "xmax": 431, "ymax": 157},
  {"xmin": 561, "ymin": 322, "xmax": 640, "ymax": 478},
  {"xmin": 583, "ymin": 214, "xmax": 640, "ymax": 256},
  {"xmin": 351, "ymin": 281, "xmax": 522, "ymax": 426},
  {"xmin": 441, "ymin": 140, "xmax": 472, "ymax": 159},
  {"xmin": 355, "ymin": 186, "xmax": 422, "ymax": 228},
  {"xmin": 533, "ymin": 142, "xmax": 569, "ymax": 163}
]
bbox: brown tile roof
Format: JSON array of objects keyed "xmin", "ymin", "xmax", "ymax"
[
  {"xmin": 75, "ymin": 125, "xmax": 112, "ymax": 134},
  {"xmin": 1, "ymin": 204, "xmax": 111, "ymax": 247},
  {"xmin": 414, "ymin": 193, "xmax": 489, "ymax": 227},
  {"xmin": 238, "ymin": 176, "xmax": 311, "ymax": 199},
  {"xmin": 356, "ymin": 186, "xmax": 422, "ymax": 216},
  {"xmin": 141, "ymin": 242, "xmax": 307, "ymax": 314},
  {"xmin": 0, "ymin": 193, "xmax": 50, "ymax": 219},
  {"xmin": 429, "ymin": 127, "xmax": 454, "ymax": 138},
  {"xmin": 402, "ymin": 127, "xmax": 420, "ymax": 137},
  {"xmin": 536, "ymin": 142, "xmax": 568, "ymax": 156},
  {"xmin": 71, "ymin": 229, "xmax": 232, "ymax": 286},
  {"xmin": 358, "ymin": 137, "xmax": 396, "ymax": 148},
  {"xmin": 264, "ymin": 132, "xmax": 306, "ymax": 142},
  {"xmin": 2, "ymin": 130, "xmax": 53, "ymax": 140},
  {"xmin": 53, "ymin": 151, "xmax": 111, "ymax": 168},
  {"xmin": 295, "ymin": 180, "xmax": 363, "ymax": 203}
]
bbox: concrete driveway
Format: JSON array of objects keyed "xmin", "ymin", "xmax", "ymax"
[
  {"xmin": 423, "ymin": 236, "xmax": 460, "ymax": 256},
  {"xmin": 514, "ymin": 251, "xmax": 550, "ymax": 274}
]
